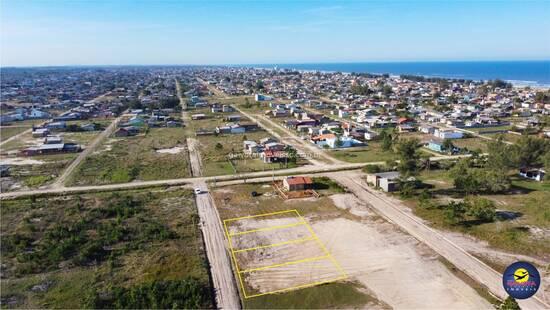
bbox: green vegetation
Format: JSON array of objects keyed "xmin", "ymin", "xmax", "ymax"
[
  {"xmin": 330, "ymin": 141, "xmax": 398, "ymax": 163},
  {"xmin": 68, "ymin": 128, "xmax": 190, "ymax": 185},
  {"xmin": 0, "ymin": 127, "xmax": 29, "ymax": 140},
  {"xmin": 403, "ymin": 165, "xmax": 550, "ymax": 258},
  {"xmin": 312, "ymin": 176, "xmax": 345, "ymax": 194},
  {"xmin": 0, "ymin": 189, "xmax": 213, "ymax": 309},
  {"xmin": 243, "ymin": 282, "xmax": 373, "ymax": 309},
  {"xmin": 22, "ymin": 175, "xmax": 52, "ymax": 187},
  {"xmin": 89, "ymin": 279, "xmax": 210, "ymax": 309}
]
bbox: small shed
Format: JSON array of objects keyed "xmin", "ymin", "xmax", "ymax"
[{"xmin": 283, "ymin": 176, "xmax": 313, "ymax": 191}]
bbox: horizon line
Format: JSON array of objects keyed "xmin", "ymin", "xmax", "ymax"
[{"xmin": 2, "ymin": 58, "xmax": 550, "ymax": 69}]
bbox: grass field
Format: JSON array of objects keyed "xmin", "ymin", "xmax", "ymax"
[
  {"xmin": 0, "ymin": 127, "xmax": 30, "ymax": 141},
  {"xmin": 329, "ymin": 141, "xmax": 398, "ymax": 163},
  {"xmin": 452, "ymin": 137, "xmax": 489, "ymax": 153},
  {"xmin": 0, "ymin": 188, "xmax": 213, "ymax": 309},
  {"xmin": 67, "ymin": 127, "xmax": 190, "ymax": 186},
  {"xmin": 405, "ymin": 169, "xmax": 550, "ymax": 259}
]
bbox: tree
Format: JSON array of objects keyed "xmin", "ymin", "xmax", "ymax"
[
  {"xmin": 486, "ymin": 136, "xmax": 513, "ymax": 172},
  {"xmin": 465, "ymin": 196, "xmax": 496, "ymax": 222},
  {"xmin": 284, "ymin": 145, "xmax": 298, "ymax": 166},
  {"xmin": 544, "ymin": 152, "xmax": 550, "ymax": 182},
  {"xmin": 499, "ymin": 296, "xmax": 521, "ymax": 310},
  {"xmin": 380, "ymin": 129, "xmax": 393, "ymax": 152},
  {"xmin": 243, "ymin": 98, "xmax": 252, "ymax": 108},
  {"xmin": 335, "ymin": 135, "xmax": 344, "ymax": 148},
  {"xmin": 444, "ymin": 201, "xmax": 467, "ymax": 224},
  {"xmin": 511, "ymin": 136, "xmax": 549, "ymax": 168},
  {"xmin": 449, "ymin": 159, "xmax": 480, "ymax": 194},
  {"xmin": 442, "ymin": 139, "xmax": 455, "ymax": 154},
  {"xmin": 395, "ymin": 138, "xmax": 421, "ymax": 177},
  {"xmin": 214, "ymin": 143, "xmax": 223, "ymax": 150}
]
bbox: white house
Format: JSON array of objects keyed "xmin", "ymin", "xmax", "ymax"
[
  {"xmin": 28, "ymin": 108, "xmax": 50, "ymax": 119},
  {"xmin": 434, "ymin": 129, "xmax": 463, "ymax": 139}
]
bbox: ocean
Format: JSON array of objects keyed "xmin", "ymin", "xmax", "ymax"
[{"xmin": 245, "ymin": 61, "xmax": 550, "ymax": 87}]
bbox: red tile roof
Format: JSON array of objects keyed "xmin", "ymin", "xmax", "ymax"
[{"xmin": 285, "ymin": 176, "xmax": 313, "ymax": 185}]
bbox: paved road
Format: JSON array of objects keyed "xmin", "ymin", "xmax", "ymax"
[
  {"xmin": 194, "ymin": 180, "xmax": 241, "ymax": 309},
  {"xmin": 329, "ymin": 171, "xmax": 548, "ymax": 310},
  {"xmin": 51, "ymin": 113, "xmax": 124, "ymax": 187}
]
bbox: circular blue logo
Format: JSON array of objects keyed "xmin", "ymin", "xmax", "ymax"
[{"xmin": 502, "ymin": 261, "xmax": 541, "ymax": 299}]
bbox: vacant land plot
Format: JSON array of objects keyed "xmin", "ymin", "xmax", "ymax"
[
  {"xmin": 224, "ymin": 210, "xmax": 347, "ymax": 299},
  {"xmin": 0, "ymin": 188, "xmax": 213, "ymax": 309},
  {"xmin": 453, "ymin": 137, "xmax": 489, "ymax": 153},
  {"xmin": 0, "ymin": 127, "xmax": 30, "ymax": 140},
  {"xmin": 212, "ymin": 182, "xmax": 492, "ymax": 309},
  {"xmin": 68, "ymin": 127, "xmax": 190, "ymax": 185},
  {"xmin": 329, "ymin": 141, "xmax": 398, "ymax": 163}
]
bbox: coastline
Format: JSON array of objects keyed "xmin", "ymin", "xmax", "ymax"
[{"xmin": 243, "ymin": 61, "xmax": 550, "ymax": 89}]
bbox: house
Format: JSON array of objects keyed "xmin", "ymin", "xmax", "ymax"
[
  {"xmin": 364, "ymin": 130, "xmax": 379, "ymax": 141},
  {"xmin": 44, "ymin": 136, "xmax": 63, "ymax": 144},
  {"xmin": 46, "ymin": 121, "xmax": 66, "ymax": 130},
  {"xmin": 261, "ymin": 150, "xmax": 288, "ymax": 163},
  {"xmin": 243, "ymin": 141, "xmax": 262, "ymax": 154},
  {"xmin": 427, "ymin": 140, "xmax": 445, "ymax": 152},
  {"xmin": 21, "ymin": 143, "xmax": 81, "ymax": 156},
  {"xmin": 419, "ymin": 125, "xmax": 436, "ymax": 134},
  {"xmin": 283, "ymin": 176, "xmax": 313, "ymax": 191},
  {"xmin": 28, "ymin": 108, "xmax": 50, "ymax": 119},
  {"xmin": 264, "ymin": 142, "xmax": 286, "ymax": 151},
  {"xmin": 32, "ymin": 128, "xmax": 50, "ymax": 137},
  {"xmin": 114, "ymin": 126, "xmax": 139, "ymax": 137},
  {"xmin": 80, "ymin": 123, "xmax": 96, "ymax": 131},
  {"xmin": 222, "ymin": 105, "xmax": 234, "ymax": 112},
  {"xmin": 397, "ymin": 124, "xmax": 416, "ymax": 133},
  {"xmin": 434, "ymin": 129, "xmax": 463, "ymax": 139},
  {"xmin": 191, "ymin": 114, "xmax": 206, "ymax": 120},
  {"xmin": 366, "ymin": 171, "xmax": 401, "ymax": 192},
  {"xmin": 225, "ymin": 115, "xmax": 241, "ymax": 122},
  {"xmin": 216, "ymin": 124, "xmax": 245, "ymax": 134},
  {"xmin": 519, "ymin": 168, "xmax": 545, "ymax": 182}
]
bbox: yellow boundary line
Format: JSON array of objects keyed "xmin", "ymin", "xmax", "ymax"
[
  {"xmin": 223, "ymin": 220, "xmax": 248, "ymax": 298},
  {"xmin": 233, "ymin": 236, "xmax": 316, "ymax": 253},
  {"xmin": 223, "ymin": 209, "xmax": 347, "ymax": 299},
  {"xmin": 293, "ymin": 210, "xmax": 349, "ymax": 278},
  {"xmin": 246, "ymin": 276, "xmax": 348, "ymax": 299},
  {"xmin": 229, "ymin": 221, "xmax": 306, "ymax": 237},
  {"xmin": 224, "ymin": 209, "xmax": 298, "ymax": 222},
  {"xmin": 240, "ymin": 255, "xmax": 330, "ymax": 273}
]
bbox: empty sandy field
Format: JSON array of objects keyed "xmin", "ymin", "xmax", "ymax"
[
  {"xmin": 214, "ymin": 184, "xmax": 493, "ymax": 309},
  {"xmin": 224, "ymin": 212, "xmax": 345, "ymax": 298}
]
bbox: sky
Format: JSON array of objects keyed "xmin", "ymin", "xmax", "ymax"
[{"xmin": 1, "ymin": 0, "xmax": 549, "ymax": 66}]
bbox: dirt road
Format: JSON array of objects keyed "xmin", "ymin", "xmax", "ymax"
[
  {"xmin": 194, "ymin": 180, "xmax": 241, "ymax": 309},
  {"xmin": 51, "ymin": 113, "xmax": 124, "ymax": 187},
  {"xmin": 329, "ymin": 171, "xmax": 548, "ymax": 310},
  {"xmin": 187, "ymin": 137, "xmax": 203, "ymax": 177}
]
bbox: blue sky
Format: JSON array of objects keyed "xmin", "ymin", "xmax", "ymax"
[{"xmin": 1, "ymin": 0, "xmax": 549, "ymax": 66}]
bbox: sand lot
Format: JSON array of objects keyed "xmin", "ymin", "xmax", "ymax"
[
  {"xmin": 225, "ymin": 213, "xmax": 345, "ymax": 297},
  {"xmin": 216, "ymin": 184, "xmax": 493, "ymax": 309},
  {"xmin": 312, "ymin": 217, "xmax": 491, "ymax": 309}
]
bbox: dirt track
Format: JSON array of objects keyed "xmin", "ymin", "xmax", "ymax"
[{"xmin": 194, "ymin": 180, "xmax": 241, "ymax": 309}]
